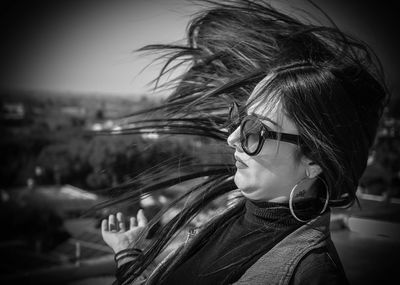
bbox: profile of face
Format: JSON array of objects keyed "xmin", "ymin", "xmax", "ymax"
[{"xmin": 227, "ymin": 97, "xmax": 320, "ymax": 202}]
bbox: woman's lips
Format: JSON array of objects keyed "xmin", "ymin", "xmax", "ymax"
[{"xmin": 235, "ymin": 154, "xmax": 248, "ymax": 168}]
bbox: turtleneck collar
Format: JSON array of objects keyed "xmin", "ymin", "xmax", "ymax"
[{"xmin": 244, "ymin": 199, "xmax": 300, "ymax": 228}]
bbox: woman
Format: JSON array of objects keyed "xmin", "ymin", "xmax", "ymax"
[{"xmin": 99, "ymin": 1, "xmax": 389, "ymax": 284}]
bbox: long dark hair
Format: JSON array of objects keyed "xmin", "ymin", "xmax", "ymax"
[
  {"xmin": 246, "ymin": 60, "xmax": 388, "ymax": 207},
  {"xmin": 88, "ymin": 1, "xmax": 389, "ymax": 284}
]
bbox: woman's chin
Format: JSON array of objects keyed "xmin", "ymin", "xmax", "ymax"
[
  {"xmin": 233, "ymin": 173, "xmax": 245, "ymax": 189},
  {"xmin": 235, "ymin": 178, "xmax": 271, "ymax": 201},
  {"xmin": 239, "ymin": 189, "xmax": 263, "ymax": 201},
  {"xmin": 234, "ymin": 173, "xmax": 261, "ymax": 197},
  {"xmin": 236, "ymin": 182, "xmax": 258, "ymax": 198}
]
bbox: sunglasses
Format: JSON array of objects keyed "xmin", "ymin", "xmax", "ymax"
[{"xmin": 228, "ymin": 102, "xmax": 303, "ymax": 156}]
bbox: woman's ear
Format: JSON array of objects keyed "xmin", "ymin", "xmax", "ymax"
[
  {"xmin": 306, "ymin": 163, "xmax": 322, "ymax": 178},
  {"xmin": 302, "ymin": 157, "xmax": 322, "ymax": 178}
]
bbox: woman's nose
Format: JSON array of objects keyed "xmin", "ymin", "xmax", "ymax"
[{"xmin": 227, "ymin": 127, "xmax": 242, "ymax": 151}]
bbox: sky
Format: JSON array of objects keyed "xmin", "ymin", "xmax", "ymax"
[{"xmin": 0, "ymin": 0, "xmax": 398, "ymax": 98}]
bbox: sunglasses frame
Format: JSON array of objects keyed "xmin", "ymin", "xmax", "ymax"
[
  {"xmin": 239, "ymin": 115, "xmax": 302, "ymax": 156},
  {"xmin": 228, "ymin": 102, "xmax": 303, "ymax": 156}
]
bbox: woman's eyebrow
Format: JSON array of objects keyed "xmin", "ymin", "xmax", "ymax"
[{"xmin": 249, "ymin": 113, "xmax": 282, "ymax": 130}]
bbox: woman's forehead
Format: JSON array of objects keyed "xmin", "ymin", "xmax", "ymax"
[
  {"xmin": 247, "ymin": 99, "xmax": 298, "ymax": 133},
  {"xmin": 246, "ymin": 75, "xmax": 298, "ymax": 133},
  {"xmin": 246, "ymin": 74, "xmax": 281, "ymax": 117}
]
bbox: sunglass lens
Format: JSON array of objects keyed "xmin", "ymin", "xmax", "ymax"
[{"xmin": 241, "ymin": 118, "xmax": 262, "ymax": 154}]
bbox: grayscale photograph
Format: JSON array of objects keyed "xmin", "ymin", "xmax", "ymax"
[{"xmin": 0, "ymin": 0, "xmax": 399, "ymax": 284}]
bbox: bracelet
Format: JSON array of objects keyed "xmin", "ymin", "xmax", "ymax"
[
  {"xmin": 114, "ymin": 250, "xmax": 143, "ymax": 260},
  {"xmin": 114, "ymin": 248, "xmax": 143, "ymax": 263},
  {"xmin": 115, "ymin": 248, "xmax": 143, "ymax": 256},
  {"xmin": 115, "ymin": 253, "xmax": 142, "ymax": 263}
]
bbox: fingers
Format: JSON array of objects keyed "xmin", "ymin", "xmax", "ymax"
[
  {"xmin": 101, "ymin": 219, "xmax": 108, "ymax": 232},
  {"xmin": 116, "ymin": 212, "xmax": 126, "ymax": 232},
  {"xmin": 102, "ymin": 210, "xmax": 147, "ymax": 233},
  {"xmin": 109, "ymin": 214, "xmax": 117, "ymax": 231},
  {"xmin": 104, "ymin": 213, "xmax": 123, "ymax": 232},
  {"xmin": 137, "ymin": 209, "xmax": 148, "ymax": 227},
  {"xmin": 130, "ymin": 216, "xmax": 137, "ymax": 229}
]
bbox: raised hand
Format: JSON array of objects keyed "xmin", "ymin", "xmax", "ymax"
[{"xmin": 101, "ymin": 209, "xmax": 148, "ymax": 253}]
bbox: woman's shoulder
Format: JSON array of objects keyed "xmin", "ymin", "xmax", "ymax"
[{"xmin": 290, "ymin": 246, "xmax": 349, "ymax": 285}]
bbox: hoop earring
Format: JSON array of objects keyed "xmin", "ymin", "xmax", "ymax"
[{"xmin": 289, "ymin": 177, "xmax": 330, "ymax": 223}]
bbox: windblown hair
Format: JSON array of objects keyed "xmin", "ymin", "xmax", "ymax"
[
  {"xmin": 247, "ymin": 60, "xmax": 387, "ymax": 208},
  {"xmin": 88, "ymin": 1, "xmax": 389, "ymax": 284}
]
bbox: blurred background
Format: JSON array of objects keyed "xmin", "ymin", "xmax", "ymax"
[{"xmin": 0, "ymin": 0, "xmax": 399, "ymax": 284}]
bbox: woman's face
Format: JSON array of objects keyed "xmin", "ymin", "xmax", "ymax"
[{"xmin": 227, "ymin": 99, "xmax": 309, "ymax": 202}]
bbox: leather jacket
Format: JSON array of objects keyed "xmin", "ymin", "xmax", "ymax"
[{"xmin": 128, "ymin": 210, "xmax": 349, "ymax": 285}]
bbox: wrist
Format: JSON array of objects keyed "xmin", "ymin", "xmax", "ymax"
[
  {"xmin": 114, "ymin": 248, "xmax": 144, "ymax": 267},
  {"xmin": 113, "ymin": 246, "xmax": 129, "ymax": 254},
  {"xmin": 116, "ymin": 255, "xmax": 136, "ymax": 268},
  {"xmin": 113, "ymin": 242, "xmax": 134, "ymax": 254},
  {"xmin": 114, "ymin": 248, "xmax": 143, "ymax": 261}
]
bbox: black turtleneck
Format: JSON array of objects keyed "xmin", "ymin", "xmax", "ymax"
[{"xmin": 163, "ymin": 199, "xmax": 301, "ymax": 284}]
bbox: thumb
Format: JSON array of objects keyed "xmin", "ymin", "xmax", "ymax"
[{"xmin": 137, "ymin": 209, "xmax": 148, "ymax": 227}]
